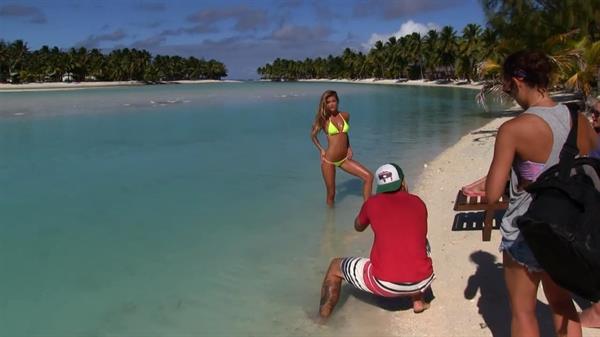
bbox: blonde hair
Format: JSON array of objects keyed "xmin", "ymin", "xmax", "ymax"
[{"xmin": 313, "ymin": 90, "xmax": 339, "ymax": 131}]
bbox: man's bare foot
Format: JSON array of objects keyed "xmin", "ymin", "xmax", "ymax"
[
  {"xmin": 413, "ymin": 301, "xmax": 430, "ymax": 313},
  {"xmin": 411, "ymin": 293, "xmax": 430, "ymax": 313},
  {"xmin": 579, "ymin": 305, "xmax": 600, "ymax": 328}
]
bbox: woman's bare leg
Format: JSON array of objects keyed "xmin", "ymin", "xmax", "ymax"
[
  {"xmin": 321, "ymin": 160, "xmax": 336, "ymax": 207},
  {"xmin": 319, "ymin": 258, "xmax": 344, "ymax": 318},
  {"xmin": 503, "ymin": 251, "xmax": 541, "ymax": 337},
  {"xmin": 541, "ymin": 273, "xmax": 582, "ymax": 337},
  {"xmin": 340, "ymin": 159, "xmax": 373, "ymax": 201}
]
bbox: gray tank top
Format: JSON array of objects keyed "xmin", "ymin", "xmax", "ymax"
[{"xmin": 500, "ymin": 104, "xmax": 571, "ymax": 243}]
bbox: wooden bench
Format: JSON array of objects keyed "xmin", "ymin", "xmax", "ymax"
[{"xmin": 453, "ymin": 187, "xmax": 509, "ymax": 241}]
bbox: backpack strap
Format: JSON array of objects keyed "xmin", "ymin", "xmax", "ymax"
[{"xmin": 558, "ymin": 104, "xmax": 580, "ymax": 179}]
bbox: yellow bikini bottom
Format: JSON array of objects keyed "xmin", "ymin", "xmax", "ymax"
[{"xmin": 322, "ymin": 155, "xmax": 348, "ymax": 167}]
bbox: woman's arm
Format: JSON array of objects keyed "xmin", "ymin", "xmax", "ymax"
[
  {"xmin": 577, "ymin": 113, "xmax": 598, "ymax": 155},
  {"xmin": 311, "ymin": 123, "xmax": 326, "ymax": 155},
  {"xmin": 461, "ymin": 176, "xmax": 487, "ymax": 197},
  {"xmin": 485, "ymin": 123, "xmax": 516, "ymax": 203},
  {"xmin": 343, "ymin": 112, "xmax": 352, "ymax": 158}
]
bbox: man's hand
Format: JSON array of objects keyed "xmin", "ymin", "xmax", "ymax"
[{"xmin": 354, "ymin": 217, "xmax": 368, "ymax": 232}]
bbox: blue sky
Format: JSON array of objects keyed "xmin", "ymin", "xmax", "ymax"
[{"xmin": 0, "ymin": 0, "xmax": 486, "ymax": 79}]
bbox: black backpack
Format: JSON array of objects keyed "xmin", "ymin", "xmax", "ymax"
[{"xmin": 517, "ymin": 106, "xmax": 600, "ymax": 302}]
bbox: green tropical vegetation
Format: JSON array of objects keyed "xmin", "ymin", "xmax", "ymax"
[
  {"xmin": 258, "ymin": 0, "xmax": 600, "ymax": 97},
  {"xmin": 0, "ymin": 40, "xmax": 227, "ymax": 84}
]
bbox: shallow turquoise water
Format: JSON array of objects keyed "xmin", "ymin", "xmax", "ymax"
[{"xmin": 0, "ymin": 82, "xmax": 493, "ymax": 336}]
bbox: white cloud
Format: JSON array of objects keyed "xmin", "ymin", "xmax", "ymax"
[
  {"xmin": 362, "ymin": 20, "xmax": 440, "ymax": 49},
  {"xmin": 396, "ymin": 20, "xmax": 440, "ymax": 37}
]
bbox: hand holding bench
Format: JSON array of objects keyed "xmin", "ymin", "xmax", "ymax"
[{"xmin": 453, "ymin": 182, "xmax": 509, "ymax": 241}]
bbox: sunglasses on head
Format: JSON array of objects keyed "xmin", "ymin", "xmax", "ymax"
[{"xmin": 512, "ymin": 69, "xmax": 528, "ymax": 79}]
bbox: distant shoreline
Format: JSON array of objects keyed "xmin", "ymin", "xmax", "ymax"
[
  {"xmin": 0, "ymin": 78, "xmax": 484, "ymax": 93},
  {"xmin": 298, "ymin": 78, "xmax": 483, "ymax": 90},
  {"xmin": 0, "ymin": 80, "xmax": 242, "ymax": 92}
]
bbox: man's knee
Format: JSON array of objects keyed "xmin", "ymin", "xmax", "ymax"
[
  {"xmin": 329, "ymin": 257, "xmax": 342, "ymax": 269},
  {"xmin": 327, "ymin": 258, "xmax": 343, "ymax": 277}
]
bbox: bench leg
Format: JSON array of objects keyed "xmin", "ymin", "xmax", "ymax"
[{"xmin": 482, "ymin": 210, "xmax": 493, "ymax": 241}]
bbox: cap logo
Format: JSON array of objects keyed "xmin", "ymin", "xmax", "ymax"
[{"xmin": 378, "ymin": 170, "xmax": 393, "ymax": 183}]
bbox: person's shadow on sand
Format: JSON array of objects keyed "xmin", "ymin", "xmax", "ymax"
[
  {"xmin": 464, "ymin": 251, "xmax": 554, "ymax": 337},
  {"xmin": 335, "ymin": 178, "xmax": 363, "ymax": 202},
  {"xmin": 337, "ymin": 284, "xmax": 435, "ymax": 312}
]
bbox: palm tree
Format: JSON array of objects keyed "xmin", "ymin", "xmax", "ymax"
[
  {"xmin": 7, "ymin": 40, "xmax": 28, "ymax": 83},
  {"xmin": 480, "ymin": 28, "xmax": 501, "ymax": 62},
  {"xmin": 88, "ymin": 48, "xmax": 105, "ymax": 80},
  {"xmin": 479, "ymin": 0, "xmax": 600, "ymax": 99},
  {"xmin": 368, "ymin": 40, "xmax": 386, "ymax": 78},
  {"xmin": 67, "ymin": 47, "xmax": 89, "ymax": 81},
  {"xmin": 456, "ymin": 24, "xmax": 483, "ymax": 81},
  {"xmin": 423, "ymin": 30, "xmax": 440, "ymax": 79},
  {"xmin": 405, "ymin": 33, "xmax": 425, "ymax": 79},
  {"xmin": 341, "ymin": 48, "xmax": 356, "ymax": 79},
  {"xmin": 438, "ymin": 26, "xmax": 458, "ymax": 80},
  {"xmin": 206, "ymin": 59, "xmax": 227, "ymax": 79},
  {"xmin": 0, "ymin": 40, "xmax": 7, "ymax": 82},
  {"xmin": 564, "ymin": 37, "xmax": 600, "ymax": 96},
  {"xmin": 131, "ymin": 49, "xmax": 151, "ymax": 80},
  {"xmin": 0, "ymin": 39, "xmax": 226, "ymax": 83}
]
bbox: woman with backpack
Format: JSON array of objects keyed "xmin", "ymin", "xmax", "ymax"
[{"xmin": 466, "ymin": 50, "xmax": 597, "ymax": 337}]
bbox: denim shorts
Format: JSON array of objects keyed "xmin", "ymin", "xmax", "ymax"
[{"xmin": 499, "ymin": 235, "xmax": 543, "ymax": 273}]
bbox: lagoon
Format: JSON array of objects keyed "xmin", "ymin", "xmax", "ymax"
[{"xmin": 0, "ymin": 82, "xmax": 493, "ymax": 336}]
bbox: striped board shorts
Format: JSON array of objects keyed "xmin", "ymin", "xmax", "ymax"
[{"xmin": 340, "ymin": 257, "xmax": 435, "ymax": 297}]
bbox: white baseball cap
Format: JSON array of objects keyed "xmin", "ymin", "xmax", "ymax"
[{"xmin": 375, "ymin": 163, "xmax": 404, "ymax": 193}]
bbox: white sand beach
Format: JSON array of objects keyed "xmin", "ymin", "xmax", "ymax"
[
  {"xmin": 299, "ymin": 78, "xmax": 484, "ymax": 91},
  {"xmin": 0, "ymin": 78, "xmax": 476, "ymax": 93},
  {"xmin": 0, "ymin": 80, "xmax": 145, "ymax": 92},
  {"xmin": 319, "ymin": 117, "xmax": 600, "ymax": 336},
  {"xmin": 170, "ymin": 79, "xmax": 242, "ymax": 84},
  {"xmin": 0, "ymin": 79, "xmax": 241, "ymax": 92}
]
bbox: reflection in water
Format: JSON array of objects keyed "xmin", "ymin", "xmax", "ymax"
[
  {"xmin": 320, "ymin": 208, "xmax": 337, "ymax": 258},
  {"xmin": 319, "ymin": 204, "xmax": 370, "ymax": 262}
]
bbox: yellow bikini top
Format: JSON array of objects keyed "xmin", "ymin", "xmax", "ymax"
[{"xmin": 326, "ymin": 114, "xmax": 349, "ymax": 135}]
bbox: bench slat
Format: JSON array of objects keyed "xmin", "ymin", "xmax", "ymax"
[{"xmin": 452, "ymin": 185, "xmax": 510, "ymax": 241}]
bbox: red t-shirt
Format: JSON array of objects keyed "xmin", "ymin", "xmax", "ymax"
[{"xmin": 357, "ymin": 191, "xmax": 433, "ymax": 283}]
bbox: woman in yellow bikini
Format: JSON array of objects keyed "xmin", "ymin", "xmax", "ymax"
[{"xmin": 311, "ymin": 90, "xmax": 373, "ymax": 206}]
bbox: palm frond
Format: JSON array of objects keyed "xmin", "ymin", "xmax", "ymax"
[
  {"xmin": 542, "ymin": 29, "xmax": 580, "ymax": 51},
  {"xmin": 476, "ymin": 81, "xmax": 512, "ymax": 111},
  {"xmin": 547, "ymin": 49, "xmax": 582, "ymax": 78}
]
